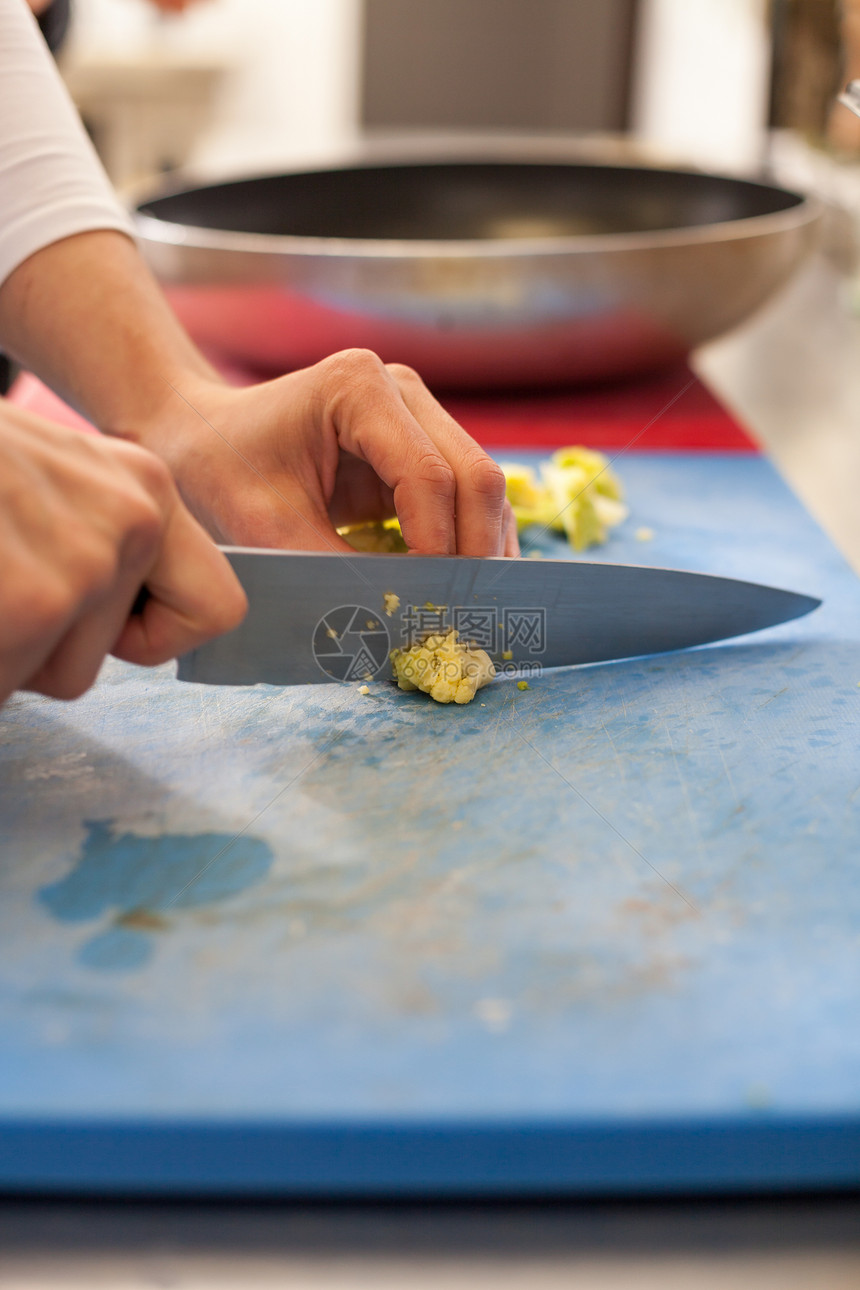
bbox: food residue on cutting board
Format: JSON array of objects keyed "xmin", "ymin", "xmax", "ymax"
[{"xmin": 390, "ymin": 629, "xmax": 494, "ymax": 705}]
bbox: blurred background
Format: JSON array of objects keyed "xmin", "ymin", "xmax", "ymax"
[
  {"xmin": 26, "ymin": 0, "xmax": 860, "ymax": 567},
  {"xmin": 49, "ymin": 0, "xmax": 857, "ymax": 191}
]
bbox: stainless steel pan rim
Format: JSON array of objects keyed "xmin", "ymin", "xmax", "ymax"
[{"xmin": 133, "ymin": 196, "xmax": 820, "ymax": 262}]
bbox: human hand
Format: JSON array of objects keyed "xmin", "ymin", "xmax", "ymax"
[
  {"xmin": 133, "ymin": 349, "xmax": 520, "ymax": 558},
  {"xmin": 0, "ymin": 402, "xmax": 246, "ymax": 704}
]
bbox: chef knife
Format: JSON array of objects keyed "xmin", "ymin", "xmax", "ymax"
[{"xmin": 175, "ymin": 548, "xmax": 820, "ymax": 687}]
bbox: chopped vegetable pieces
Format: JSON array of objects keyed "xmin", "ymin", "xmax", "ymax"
[
  {"xmin": 338, "ymin": 520, "xmax": 408, "ymax": 553},
  {"xmin": 501, "ymin": 445, "xmax": 627, "ymax": 551},
  {"xmin": 391, "ymin": 629, "xmax": 494, "ymax": 705}
]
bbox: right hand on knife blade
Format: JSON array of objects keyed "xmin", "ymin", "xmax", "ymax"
[{"xmin": 0, "ymin": 401, "xmax": 246, "ymax": 705}]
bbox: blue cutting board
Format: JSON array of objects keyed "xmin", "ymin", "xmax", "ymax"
[{"xmin": 1, "ymin": 452, "xmax": 859, "ymax": 1196}]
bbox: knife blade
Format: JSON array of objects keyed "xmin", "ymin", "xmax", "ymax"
[{"xmin": 175, "ymin": 548, "xmax": 820, "ymax": 687}]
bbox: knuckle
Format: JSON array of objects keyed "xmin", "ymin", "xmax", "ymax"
[
  {"xmin": 415, "ymin": 452, "xmax": 456, "ymax": 497},
  {"xmin": 124, "ymin": 445, "xmax": 173, "ymax": 500},
  {"xmin": 121, "ymin": 492, "xmax": 164, "ymax": 560},
  {"xmin": 324, "ymin": 347, "xmax": 386, "ymax": 386},
  {"xmin": 385, "ymin": 361, "xmax": 424, "ymax": 388},
  {"xmin": 107, "ymin": 438, "xmax": 173, "ymax": 500},
  {"xmin": 467, "ymin": 455, "xmax": 507, "ymax": 500},
  {"xmin": 12, "ymin": 574, "xmax": 77, "ymax": 638}
]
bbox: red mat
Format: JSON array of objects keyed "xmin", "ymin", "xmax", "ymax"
[
  {"xmin": 8, "ymin": 363, "xmax": 758, "ymax": 454},
  {"xmin": 442, "ymin": 365, "xmax": 758, "ymax": 453}
]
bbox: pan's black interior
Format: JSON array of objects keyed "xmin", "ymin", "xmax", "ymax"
[{"xmin": 136, "ymin": 162, "xmax": 804, "ymax": 242}]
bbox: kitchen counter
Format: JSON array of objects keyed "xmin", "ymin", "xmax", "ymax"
[
  {"xmin": 1, "ymin": 1194, "xmax": 859, "ymax": 1287},
  {"xmin": 696, "ymin": 249, "xmax": 860, "ymax": 574},
  {"xmin": 2, "ymin": 251, "xmax": 859, "ymax": 1287}
]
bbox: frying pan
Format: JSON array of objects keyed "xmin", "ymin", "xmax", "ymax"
[{"xmin": 133, "ymin": 151, "xmax": 820, "ymax": 388}]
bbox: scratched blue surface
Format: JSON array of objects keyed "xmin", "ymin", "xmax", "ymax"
[{"xmin": 0, "ymin": 452, "xmax": 859, "ymax": 1195}]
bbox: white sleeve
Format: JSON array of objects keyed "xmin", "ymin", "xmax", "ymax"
[{"xmin": 0, "ymin": 0, "xmax": 135, "ymax": 290}]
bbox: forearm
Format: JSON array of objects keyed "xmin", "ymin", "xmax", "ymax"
[
  {"xmin": 0, "ymin": 229, "xmax": 220, "ymax": 433},
  {"xmin": 0, "ymin": 0, "xmax": 220, "ymax": 434}
]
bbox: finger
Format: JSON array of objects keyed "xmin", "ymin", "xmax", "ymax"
[
  {"xmin": 320, "ymin": 352, "xmax": 458, "ymax": 554},
  {"xmin": 3, "ymin": 548, "xmax": 106, "ymax": 701},
  {"xmin": 27, "ymin": 502, "xmax": 246, "ymax": 694},
  {"xmin": 25, "ymin": 576, "xmax": 142, "ymax": 700},
  {"xmin": 21, "ymin": 532, "xmax": 158, "ymax": 700},
  {"xmin": 503, "ymin": 500, "xmax": 521, "ymax": 559},
  {"xmin": 0, "ymin": 416, "xmax": 241, "ymax": 701},
  {"xmin": 386, "ymin": 364, "xmax": 507, "ymax": 557},
  {"xmin": 18, "ymin": 460, "xmax": 166, "ymax": 698},
  {"xmin": 113, "ymin": 499, "xmax": 248, "ymax": 667}
]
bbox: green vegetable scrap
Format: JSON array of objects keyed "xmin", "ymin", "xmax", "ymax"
[
  {"xmin": 501, "ymin": 445, "xmax": 627, "ymax": 551},
  {"xmin": 338, "ymin": 519, "xmax": 408, "ymax": 553}
]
